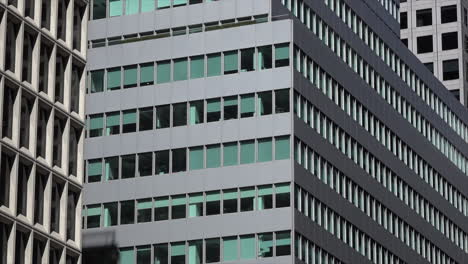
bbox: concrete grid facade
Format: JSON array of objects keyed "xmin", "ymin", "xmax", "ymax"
[
  {"xmin": 400, "ymin": 0, "xmax": 468, "ymax": 105},
  {"xmin": 0, "ymin": 0, "xmax": 88, "ymax": 263},
  {"xmin": 83, "ymin": 0, "xmax": 468, "ymax": 264}
]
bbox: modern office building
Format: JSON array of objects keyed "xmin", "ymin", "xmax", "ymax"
[
  {"xmin": 399, "ymin": 0, "xmax": 468, "ymax": 105},
  {"xmin": 0, "ymin": 0, "xmax": 88, "ymax": 263},
  {"xmin": 83, "ymin": 0, "xmax": 468, "ymax": 263}
]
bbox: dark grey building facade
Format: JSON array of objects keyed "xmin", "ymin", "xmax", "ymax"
[{"xmin": 83, "ymin": 0, "xmax": 468, "ymax": 263}]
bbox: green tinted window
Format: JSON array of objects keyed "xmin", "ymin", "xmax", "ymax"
[
  {"xmin": 88, "ymin": 159, "xmax": 102, "ymax": 182},
  {"xmin": 223, "ymin": 237, "xmax": 237, "ymax": 261},
  {"xmin": 190, "ymin": 56, "xmax": 204, "ymax": 79},
  {"xmin": 207, "ymin": 53, "xmax": 221, "ymax": 77},
  {"xmin": 107, "ymin": 68, "xmax": 121, "ymax": 90},
  {"xmin": 258, "ymin": 233, "xmax": 273, "ymax": 258},
  {"xmin": 124, "ymin": 65, "xmax": 137, "ymax": 88},
  {"xmin": 157, "ymin": 61, "xmax": 171, "ymax": 84},
  {"xmin": 140, "ymin": 63, "xmax": 154, "ymax": 85},
  {"xmin": 206, "ymin": 144, "xmax": 221, "ymax": 168},
  {"xmin": 89, "ymin": 115, "xmax": 103, "ymax": 130},
  {"xmin": 91, "ymin": 70, "xmax": 104, "ymax": 93},
  {"xmin": 240, "ymin": 94, "xmax": 255, "ymax": 118},
  {"xmin": 240, "ymin": 235, "xmax": 255, "ymax": 259},
  {"xmin": 275, "ymin": 136, "xmax": 290, "ymax": 160},
  {"xmin": 125, "ymin": 0, "xmax": 139, "ymax": 15},
  {"xmin": 174, "ymin": 58, "xmax": 188, "ymax": 81},
  {"xmin": 109, "ymin": 0, "xmax": 123, "ymax": 17},
  {"xmin": 141, "ymin": 0, "xmax": 155, "ymax": 12},
  {"xmin": 173, "ymin": 0, "xmax": 187, "ymax": 6},
  {"xmin": 119, "ymin": 247, "xmax": 135, "ymax": 264},
  {"xmin": 189, "ymin": 147, "xmax": 204, "ymax": 170},
  {"xmin": 224, "ymin": 51, "xmax": 238, "ymax": 74},
  {"xmin": 223, "ymin": 142, "xmax": 238, "ymax": 166},
  {"xmin": 240, "ymin": 140, "xmax": 255, "ymax": 164},
  {"xmin": 275, "ymin": 43, "xmax": 290, "ymax": 67},
  {"xmin": 157, "ymin": 0, "xmax": 170, "ymax": 9}
]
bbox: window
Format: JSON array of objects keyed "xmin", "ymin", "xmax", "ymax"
[
  {"xmin": 223, "ymin": 142, "xmax": 238, "ymax": 166},
  {"xmin": 157, "ymin": 61, "xmax": 171, "ymax": 84},
  {"xmin": 416, "ymin": 9, "xmax": 432, "ymax": 27},
  {"xmin": 258, "ymin": 185, "xmax": 273, "ymax": 210},
  {"xmin": 173, "ymin": 103, "xmax": 187, "ymax": 127},
  {"xmin": 139, "ymin": 108, "xmax": 153, "ymax": 131},
  {"xmin": 103, "ymin": 202, "xmax": 117, "ymax": 227},
  {"xmin": 189, "ymin": 193, "xmax": 203, "ymax": 217},
  {"xmin": 207, "ymin": 99, "xmax": 221, "ymax": 122},
  {"xmin": 86, "ymin": 205, "xmax": 101, "ymax": 228},
  {"xmin": 207, "ymin": 53, "xmax": 221, "ymax": 77},
  {"xmin": 154, "ymin": 244, "xmax": 168, "ymax": 264},
  {"xmin": 275, "ymin": 183, "xmax": 290, "ymax": 207},
  {"xmin": 137, "ymin": 199, "xmax": 152, "ymax": 223},
  {"xmin": 89, "ymin": 114, "xmax": 103, "ymax": 137},
  {"xmin": 107, "ymin": 67, "xmax": 121, "ymax": 90},
  {"xmin": 275, "ymin": 231, "xmax": 291, "ymax": 256},
  {"xmin": 155, "ymin": 197, "xmax": 169, "ymax": 221},
  {"xmin": 138, "ymin": 152, "xmax": 152, "ymax": 176},
  {"xmin": 424, "ymin": 62, "xmax": 434, "ymax": 74},
  {"xmin": 141, "ymin": 0, "xmax": 155, "ymax": 12},
  {"xmin": 223, "ymin": 237, "xmax": 238, "ymax": 261},
  {"xmin": 190, "ymin": 56, "xmax": 205, "ymax": 79},
  {"xmin": 240, "ymin": 140, "xmax": 255, "ymax": 164},
  {"xmin": 124, "ymin": 65, "xmax": 137, "ymax": 88},
  {"xmin": 123, "ymin": 110, "xmax": 137, "ymax": 133},
  {"xmin": 189, "ymin": 101, "xmax": 204, "ymax": 125},
  {"xmin": 93, "ymin": 0, "xmax": 106, "ymax": 19},
  {"xmin": 443, "ymin": 59, "xmax": 459, "ymax": 80},
  {"xmin": 400, "ymin": 12, "xmax": 407, "ymax": 29},
  {"xmin": 121, "ymin": 155, "xmax": 136, "ymax": 179},
  {"xmin": 104, "ymin": 156, "xmax": 118, "ymax": 181},
  {"xmin": 189, "ymin": 147, "xmax": 204, "ymax": 170},
  {"xmin": 240, "ymin": 94, "xmax": 255, "ymax": 118},
  {"xmin": 223, "ymin": 96, "xmax": 238, "ymax": 120},
  {"xmin": 109, "ymin": 0, "xmax": 123, "ymax": 17},
  {"xmin": 241, "ymin": 48, "xmax": 255, "ymax": 72},
  {"xmin": 206, "ymin": 144, "xmax": 221, "ymax": 168},
  {"xmin": 441, "ymin": 5, "xmax": 457, "ymax": 23},
  {"xmin": 172, "ymin": 195, "xmax": 186, "ymax": 219},
  {"xmin": 140, "ymin": 63, "xmax": 154, "ymax": 86},
  {"xmin": 275, "ymin": 43, "xmax": 290, "ymax": 67},
  {"xmin": 206, "ymin": 191, "xmax": 220, "ymax": 215},
  {"xmin": 224, "ymin": 51, "xmax": 238, "ymax": 74},
  {"xmin": 205, "ymin": 238, "xmax": 220, "ymax": 263},
  {"xmin": 275, "ymin": 89, "xmax": 289, "ymax": 113},
  {"xmin": 34, "ymin": 170, "xmax": 47, "ymax": 225},
  {"xmin": 156, "ymin": 105, "xmax": 170, "ymax": 129},
  {"xmin": 258, "ymin": 91, "xmax": 272, "ymax": 115},
  {"xmin": 257, "ymin": 138, "xmax": 272, "ymax": 162},
  {"xmin": 157, "ymin": 0, "xmax": 170, "ymax": 9},
  {"xmin": 120, "ymin": 200, "xmax": 135, "ymax": 225},
  {"xmin": 417, "ymin": 35, "xmax": 433, "ymax": 53},
  {"xmin": 223, "ymin": 189, "xmax": 237, "ymax": 214},
  {"xmin": 258, "ymin": 233, "xmax": 273, "ymax": 258},
  {"xmin": 275, "ymin": 136, "xmax": 290, "ymax": 160},
  {"xmin": 173, "ymin": 0, "xmax": 187, "ymax": 6},
  {"xmin": 401, "ymin": 38, "xmax": 408, "ymax": 47},
  {"xmin": 174, "ymin": 58, "xmax": 188, "ymax": 81},
  {"xmin": 155, "ymin": 150, "xmax": 170, "ymax": 174},
  {"xmin": 442, "ymin": 32, "xmax": 458, "ymax": 50},
  {"xmin": 240, "ymin": 188, "xmax": 255, "ymax": 212},
  {"xmin": 137, "ymin": 246, "xmax": 151, "ymax": 264},
  {"xmin": 188, "ymin": 240, "xmax": 202, "ymax": 264},
  {"xmin": 106, "ymin": 112, "xmax": 120, "ymax": 135},
  {"xmin": 172, "ymin": 149, "xmax": 186, "ymax": 173},
  {"xmin": 87, "ymin": 159, "xmax": 102, "ymax": 183},
  {"xmin": 258, "ymin": 46, "xmax": 272, "ymax": 70},
  {"xmin": 119, "ymin": 248, "xmax": 134, "ymax": 264},
  {"xmin": 90, "ymin": 70, "xmax": 104, "ymax": 93},
  {"xmin": 240, "ymin": 235, "xmax": 255, "ymax": 259}
]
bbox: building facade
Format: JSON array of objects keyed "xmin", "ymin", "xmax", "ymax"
[
  {"xmin": 400, "ymin": 0, "xmax": 468, "ymax": 105},
  {"xmin": 0, "ymin": 0, "xmax": 88, "ymax": 263},
  {"xmin": 83, "ymin": 0, "xmax": 468, "ymax": 263}
]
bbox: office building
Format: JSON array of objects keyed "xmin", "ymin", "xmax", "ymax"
[
  {"xmin": 400, "ymin": 0, "xmax": 468, "ymax": 105},
  {"xmin": 0, "ymin": 0, "xmax": 88, "ymax": 263},
  {"xmin": 83, "ymin": 0, "xmax": 468, "ymax": 263}
]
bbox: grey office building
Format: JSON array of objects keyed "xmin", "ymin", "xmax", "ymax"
[
  {"xmin": 83, "ymin": 0, "xmax": 468, "ymax": 263},
  {"xmin": 0, "ymin": 0, "xmax": 88, "ymax": 263}
]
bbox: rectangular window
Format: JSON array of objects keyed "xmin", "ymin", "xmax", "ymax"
[
  {"xmin": 207, "ymin": 99, "xmax": 221, "ymax": 122},
  {"xmin": 171, "ymin": 195, "xmax": 186, "ymax": 219},
  {"xmin": 89, "ymin": 114, "xmax": 103, "ymax": 137},
  {"xmin": 87, "ymin": 159, "xmax": 102, "ymax": 183},
  {"xmin": 240, "ymin": 94, "xmax": 255, "ymax": 118},
  {"xmin": 137, "ymin": 199, "xmax": 152, "ymax": 223},
  {"xmin": 258, "ymin": 185, "xmax": 273, "ymax": 210},
  {"xmin": 441, "ymin": 5, "xmax": 457, "ymax": 23},
  {"xmin": 125, "ymin": 0, "xmax": 139, "ymax": 15},
  {"xmin": 107, "ymin": 67, "xmax": 121, "ymax": 90},
  {"xmin": 172, "ymin": 149, "xmax": 187, "ymax": 173},
  {"xmin": 275, "ymin": 183, "xmax": 290, "ymax": 207},
  {"xmin": 416, "ymin": 8, "xmax": 432, "ymax": 27},
  {"xmin": 275, "ymin": 89, "xmax": 289, "ymax": 113},
  {"xmin": 157, "ymin": 0, "xmax": 170, "ymax": 9},
  {"xmin": 119, "ymin": 248, "xmax": 134, "ymax": 264},
  {"xmin": 207, "ymin": 53, "xmax": 221, "ymax": 77},
  {"xmin": 258, "ymin": 138, "xmax": 272, "ymax": 162},
  {"xmin": 137, "ymin": 246, "xmax": 151, "ymax": 264},
  {"xmin": 206, "ymin": 191, "xmax": 220, "ymax": 215},
  {"xmin": 223, "ymin": 237, "xmax": 238, "ymax": 261},
  {"xmin": 205, "ymin": 238, "xmax": 220, "ymax": 263},
  {"xmin": 188, "ymin": 193, "xmax": 203, "ymax": 218},
  {"xmin": 241, "ymin": 48, "xmax": 255, "ymax": 72},
  {"xmin": 188, "ymin": 240, "xmax": 202, "ymax": 264},
  {"xmin": 121, "ymin": 155, "xmax": 135, "ymax": 179},
  {"xmin": 223, "ymin": 96, "xmax": 238, "ymax": 120},
  {"xmin": 123, "ymin": 110, "xmax": 137, "ymax": 133},
  {"xmin": 155, "ymin": 197, "xmax": 169, "ymax": 221},
  {"xmin": 124, "ymin": 65, "xmax": 137, "ymax": 88},
  {"xmin": 189, "ymin": 147, "xmax": 204, "ymax": 170},
  {"xmin": 190, "ymin": 56, "xmax": 204, "ymax": 79},
  {"xmin": 275, "ymin": 43, "xmax": 290, "ymax": 67},
  {"xmin": 240, "ymin": 187, "xmax": 255, "ymax": 212},
  {"xmin": 157, "ymin": 61, "xmax": 171, "ymax": 84},
  {"xmin": 138, "ymin": 152, "xmax": 152, "ymax": 176},
  {"xmin": 154, "ymin": 244, "xmax": 168, "ymax": 264},
  {"xmin": 258, "ymin": 91, "xmax": 272, "ymax": 115},
  {"xmin": 174, "ymin": 58, "xmax": 188, "ymax": 81},
  {"xmin": 156, "ymin": 105, "xmax": 170, "ymax": 129},
  {"xmin": 140, "ymin": 63, "xmax": 154, "ymax": 86},
  {"xmin": 224, "ymin": 51, "xmax": 238, "ymax": 74},
  {"xmin": 275, "ymin": 231, "xmax": 291, "ymax": 256},
  {"xmin": 106, "ymin": 112, "xmax": 120, "ymax": 135},
  {"xmin": 104, "ymin": 156, "xmax": 118, "ymax": 181},
  {"xmin": 86, "ymin": 205, "xmax": 101, "ymax": 228},
  {"xmin": 155, "ymin": 150, "xmax": 170, "ymax": 174},
  {"xmin": 93, "ymin": 0, "xmax": 106, "ymax": 19},
  {"xmin": 103, "ymin": 202, "xmax": 117, "ymax": 227},
  {"xmin": 173, "ymin": 0, "xmax": 187, "ymax": 6},
  {"xmin": 240, "ymin": 140, "xmax": 255, "ymax": 164},
  {"xmin": 120, "ymin": 200, "xmax": 135, "ymax": 225},
  {"xmin": 109, "ymin": 0, "xmax": 123, "ymax": 17},
  {"xmin": 223, "ymin": 189, "xmax": 238, "ymax": 214},
  {"xmin": 258, "ymin": 233, "xmax": 273, "ymax": 258},
  {"xmin": 240, "ymin": 235, "xmax": 255, "ymax": 259},
  {"xmin": 275, "ymin": 136, "xmax": 290, "ymax": 160},
  {"xmin": 223, "ymin": 142, "xmax": 238, "ymax": 166},
  {"xmin": 90, "ymin": 70, "xmax": 104, "ymax": 93},
  {"xmin": 189, "ymin": 101, "xmax": 204, "ymax": 125},
  {"xmin": 258, "ymin": 46, "xmax": 272, "ymax": 70},
  {"xmin": 171, "ymin": 243, "xmax": 185, "ymax": 264},
  {"xmin": 173, "ymin": 103, "xmax": 187, "ymax": 127},
  {"xmin": 443, "ymin": 59, "xmax": 459, "ymax": 80},
  {"xmin": 139, "ymin": 108, "xmax": 153, "ymax": 131},
  {"xmin": 141, "ymin": 0, "xmax": 155, "ymax": 12},
  {"xmin": 206, "ymin": 144, "xmax": 221, "ymax": 168}
]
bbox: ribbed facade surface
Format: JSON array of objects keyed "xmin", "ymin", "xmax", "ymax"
[
  {"xmin": 83, "ymin": 0, "xmax": 468, "ymax": 264},
  {"xmin": 0, "ymin": 0, "xmax": 88, "ymax": 263},
  {"xmin": 400, "ymin": 0, "xmax": 468, "ymax": 106}
]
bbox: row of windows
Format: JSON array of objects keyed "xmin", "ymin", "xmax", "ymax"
[
  {"xmin": 83, "ymin": 183, "xmax": 290, "ymax": 228},
  {"xmin": 415, "ymin": 32, "xmax": 459, "ymax": 56},
  {"xmin": 88, "ymin": 43, "xmax": 290, "ymax": 93},
  {"xmin": 92, "ymin": 0, "xmax": 223, "ymax": 20},
  {"xmin": 294, "ymin": 190, "xmax": 407, "ymax": 264},
  {"xmin": 293, "ymin": 98, "xmax": 468, "ymax": 254},
  {"xmin": 89, "ymin": 14, "xmax": 268, "ymax": 48},
  {"xmin": 117, "ymin": 230, "xmax": 291, "ymax": 264},
  {"xmin": 320, "ymin": 0, "xmax": 468, "ymax": 153},
  {"xmin": 86, "ymin": 136, "xmax": 291, "ymax": 183},
  {"xmin": 293, "ymin": 47, "xmax": 468, "ymax": 219},
  {"xmin": 294, "ymin": 147, "xmax": 462, "ymax": 263},
  {"xmin": 294, "ymin": 234, "xmax": 345, "ymax": 264},
  {"xmin": 87, "ymin": 89, "xmax": 290, "ymax": 138},
  {"xmin": 288, "ymin": 1, "xmax": 468, "ymax": 179},
  {"xmin": 400, "ymin": 5, "xmax": 457, "ymax": 29}
]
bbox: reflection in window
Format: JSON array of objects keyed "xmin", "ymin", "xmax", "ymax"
[
  {"xmin": 206, "ymin": 191, "xmax": 220, "ymax": 216},
  {"xmin": 155, "ymin": 197, "xmax": 169, "ymax": 221},
  {"xmin": 173, "ymin": 103, "xmax": 187, "ymax": 127},
  {"xmin": 258, "ymin": 46, "xmax": 272, "ymax": 70},
  {"xmin": 241, "ymin": 48, "xmax": 255, "ymax": 72},
  {"xmin": 207, "ymin": 99, "xmax": 221, "ymax": 122},
  {"xmin": 189, "ymin": 101, "xmax": 204, "ymax": 125},
  {"xmin": 172, "ymin": 149, "xmax": 186, "ymax": 173},
  {"xmin": 223, "ymin": 96, "xmax": 238, "ymax": 120},
  {"xmin": 156, "ymin": 105, "xmax": 170, "ymax": 129},
  {"xmin": 258, "ymin": 91, "xmax": 272, "ymax": 116},
  {"xmin": 223, "ymin": 189, "xmax": 237, "ymax": 214},
  {"xmin": 155, "ymin": 150, "xmax": 170, "ymax": 175},
  {"xmin": 258, "ymin": 233, "xmax": 273, "ymax": 258}
]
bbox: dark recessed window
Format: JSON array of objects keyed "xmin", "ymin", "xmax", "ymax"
[
  {"xmin": 417, "ymin": 35, "xmax": 433, "ymax": 53},
  {"xmin": 424, "ymin": 62, "xmax": 434, "ymax": 73},
  {"xmin": 442, "ymin": 32, "xmax": 458, "ymax": 50},
  {"xmin": 401, "ymin": 38, "xmax": 408, "ymax": 47},
  {"xmin": 443, "ymin": 59, "xmax": 459, "ymax": 80},
  {"xmin": 400, "ymin": 12, "xmax": 408, "ymax": 29},
  {"xmin": 416, "ymin": 9, "xmax": 432, "ymax": 27},
  {"xmin": 441, "ymin": 5, "xmax": 457, "ymax": 23}
]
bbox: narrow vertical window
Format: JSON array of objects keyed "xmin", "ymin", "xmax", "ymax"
[
  {"xmin": 224, "ymin": 51, "xmax": 238, "ymax": 74},
  {"xmin": 174, "ymin": 58, "xmax": 188, "ymax": 81},
  {"xmin": 240, "ymin": 94, "xmax": 255, "ymax": 118},
  {"xmin": 107, "ymin": 67, "xmax": 121, "ymax": 91},
  {"xmin": 240, "ymin": 235, "xmax": 255, "ymax": 259},
  {"xmin": 188, "ymin": 193, "xmax": 203, "ymax": 218},
  {"xmin": 241, "ymin": 48, "xmax": 255, "ymax": 72},
  {"xmin": 122, "ymin": 110, "xmax": 137, "ymax": 133},
  {"xmin": 240, "ymin": 188, "xmax": 255, "ymax": 212},
  {"xmin": 103, "ymin": 202, "xmax": 118, "ymax": 227},
  {"xmin": 87, "ymin": 159, "xmax": 102, "ymax": 183},
  {"xmin": 258, "ymin": 46, "xmax": 272, "ymax": 70},
  {"xmin": 189, "ymin": 101, "xmax": 204, "ymax": 125},
  {"xmin": 240, "ymin": 140, "xmax": 255, "ymax": 164},
  {"xmin": 207, "ymin": 99, "xmax": 221, "ymax": 122},
  {"xmin": 157, "ymin": 61, "xmax": 171, "ymax": 84},
  {"xmin": 140, "ymin": 63, "xmax": 154, "ymax": 86},
  {"xmin": 258, "ymin": 185, "xmax": 273, "ymax": 210},
  {"xmin": 206, "ymin": 191, "xmax": 220, "ymax": 215},
  {"xmin": 258, "ymin": 91, "xmax": 272, "ymax": 115},
  {"xmin": 275, "ymin": 136, "xmax": 290, "ymax": 160},
  {"xmin": 172, "ymin": 149, "xmax": 187, "ymax": 173},
  {"xmin": 190, "ymin": 55, "xmax": 205, "ymax": 79},
  {"xmin": 223, "ymin": 142, "xmax": 238, "ymax": 166},
  {"xmin": 207, "ymin": 53, "xmax": 221, "ymax": 77},
  {"xmin": 154, "ymin": 197, "xmax": 169, "ymax": 221},
  {"xmin": 275, "ymin": 43, "xmax": 290, "ymax": 67},
  {"xmin": 223, "ymin": 237, "xmax": 238, "ymax": 261},
  {"xmin": 223, "ymin": 189, "xmax": 238, "ymax": 214},
  {"xmin": 106, "ymin": 112, "xmax": 120, "ymax": 135},
  {"xmin": 257, "ymin": 138, "xmax": 273, "ymax": 162},
  {"xmin": 206, "ymin": 144, "xmax": 221, "ymax": 168},
  {"xmin": 171, "ymin": 195, "xmax": 186, "ymax": 219},
  {"xmin": 189, "ymin": 147, "xmax": 204, "ymax": 170},
  {"xmin": 258, "ymin": 233, "xmax": 273, "ymax": 258}
]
